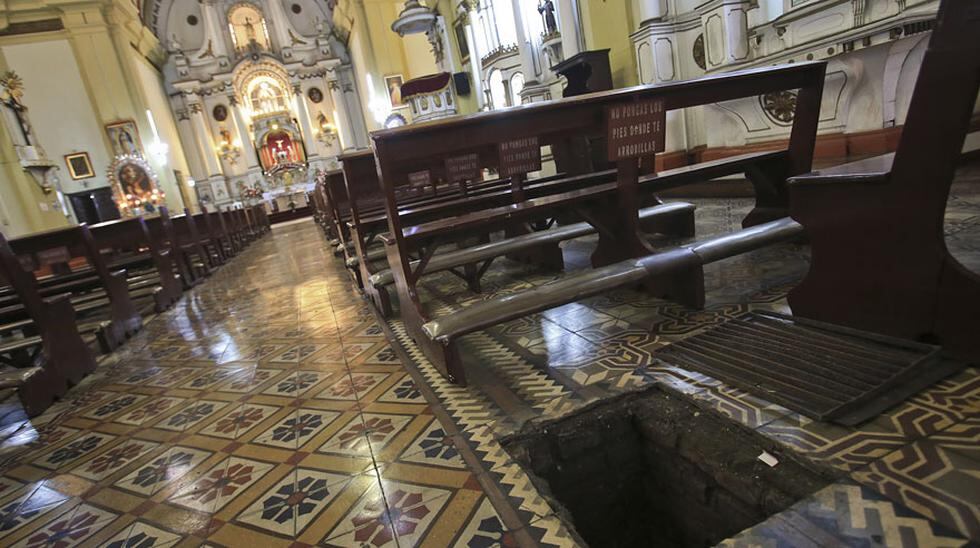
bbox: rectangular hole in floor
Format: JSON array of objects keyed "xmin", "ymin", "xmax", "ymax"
[{"xmin": 503, "ymin": 387, "xmax": 834, "ymax": 547}]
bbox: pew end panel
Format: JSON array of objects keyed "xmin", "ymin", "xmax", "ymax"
[{"xmin": 787, "ymin": 0, "xmax": 980, "ymax": 362}]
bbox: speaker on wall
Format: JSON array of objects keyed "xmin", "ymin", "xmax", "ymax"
[{"xmin": 453, "ymin": 72, "xmax": 471, "ymax": 96}]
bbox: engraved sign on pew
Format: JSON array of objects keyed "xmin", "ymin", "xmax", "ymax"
[
  {"xmin": 407, "ymin": 170, "xmax": 431, "ymax": 189},
  {"xmin": 445, "ymin": 153, "xmax": 480, "ymax": 183},
  {"xmin": 37, "ymin": 247, "xmax": 71, "ymax": 267},
  {"xmin": 499, "ymin": 137, "xmax": 542, "ymax": 177},
  {"xmin": 606, "ymin": 99, "xmax": 666, "ymax": 160}
]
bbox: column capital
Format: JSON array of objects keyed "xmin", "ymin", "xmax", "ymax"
[
  {"xmin": 188, "ymin": 102, "xmax": 203, "ymax": 114},
  {"xmin": 227, "ymin": 94, "xmax": 239, "ymax": 106}
]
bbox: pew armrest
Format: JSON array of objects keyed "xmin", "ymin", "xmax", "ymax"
[
  {"xmin": 378, "ymin": 233, "xmax": 396, "ymax": 245},
  {"xmin": 788, "ymin": 153, "xmax": 894, "ymax": 186}
]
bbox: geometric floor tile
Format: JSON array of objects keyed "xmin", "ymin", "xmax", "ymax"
[
  {"xmin": 852, "ymin": 439, "xmax": 980, "ymax": 541},
  {"xmin": 252, "ymin": 409, "xmax": 341, "ymax": 449},
  {"xmin": 318, "ymin": 413, "xmax": 412, "ymax": 457},
  {"xmin": 398, "ymin": 420, "xmax": 466, "ymax": 469},
  {"xmin": 168, "ymin": 456, "xmax": 274, "ymax": 512},
  {"xmin": 0, "ymin": 484, "xmax": 74, "ymax": 539},
  {"xmin": 720, "ymin": 482, "xmax": 971, "ymax": 547},
  {"xmin": 322, "ymin": 480, "xmax": 451, "ymax": 547},
  {"xmin": 79, "ymin": 394, "xmax": 148, "ymax": 421},
  {"xmin": 314, "ymin": 373, "xmax": 390, "ymax": 401},
  {"xmin": 377, "ymin": 376, "xmax": 425, "ymax": 404},
  {"xmin": 70, "ymin": 439, "xmax": 159, "ymax": 481},
  {"xmin": 103, "ymin": 520, "xmax": 181, "ymax": 548},
  {"xmin": 197, "ymin": 404, "xmax": 279, "ymax": 439},
  {"xmin": 114, "ymin": 446, "xmax": 213, "ymax": 496},
  {"xmin": 152, "ymin": 401, "xmax": 229, "ymax": 432},
  {"xmin": 235, "ymin": 468, "xmax": 353, "ymax": 536},
  {"xmin": 11, "ymin": 502, "xmax": 116, "ymax": 547},
  {"xmin": 114, "ymin": 398, "xmax": 185, "ymax": 427},
  {"xmin": 451, "ymin": 497, "xmax": 513, "ymax": 548},
  {"xmin": 33, "ymin": 433, "xmax": 116, "ymax": 471},
  {"xmin": 261, "ymin": 371, "xmax": 329, "ymax": 397}
]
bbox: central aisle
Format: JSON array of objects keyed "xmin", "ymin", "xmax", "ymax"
[{"xmin": 0, "ymin": 219, "xmax": 540, "ymax": 547}]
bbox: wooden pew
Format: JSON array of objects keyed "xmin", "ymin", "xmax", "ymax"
[
  {"xmin": 7, "ymin": 225, "xmax": 143, "ymax": 350},
  {"xmin": 193, "ymin": 210, "xmax": 226, "ymax": 266},
  {"xmin": 787, "ymin": 0, "xmax": 980, "ymax": 362},
  {"xmin": 144, "ymin": 207, "xmax": 198, "ymax": 289},
  {"xmin": 339, "ymin": 148, "xmax": 634, "ymax": 310},
  {"xmin": 170, "ymin": 210, "xmax": 214, "ymax": 279},
  {"xmin": 89, "ymin": 216, "xmax": 182, "ymax": 312},
  {"xmin": 0, "ymin": 232, "xmax": 97, "ymax": 416},
  {"xmin": 372, "ymin": 61, "xmax": 826, "ymax": 384}
]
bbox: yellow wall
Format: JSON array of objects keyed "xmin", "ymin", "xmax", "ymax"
[{"xmin": 581, "ymin": 0, "xmax": 639, "ymax": 88}]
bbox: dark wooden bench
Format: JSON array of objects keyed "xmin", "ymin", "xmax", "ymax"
[
  {"xmin": 89, "ymin": 217, "xmax": 182, "ymax": 312},
  {"xmin": 0, "ymin": 232, "xmax": 97, "ymax": 416},
  {"xmin": 170, "ymin": 210, "xmax": 214, "ymax": 280},
  {"xmin": 144, "ymin": 207, "xmax": 198, "ymax": 289},
  {"xmin": 787, "ymin": 0, "xmax": 980, "ymax": 362},
  {"xmin": 6, "ymin": 225, "xmax": 144, "ymax": 350},
  {"xmin": 372, "ymin": 61, "xmax": 825, "ymax": 384}
]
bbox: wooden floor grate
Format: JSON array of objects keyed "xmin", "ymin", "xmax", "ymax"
[{"xmin": 653, "ymin": 311, "xmax": 961, "ymax": 425}]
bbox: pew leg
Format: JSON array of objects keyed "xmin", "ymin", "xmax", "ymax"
[
  {"xmin": 640, "ymin": 207, "xmax": 696, "ymax": 238},
  {"xmin": 743, "ymin": 160, "xmax": 790, "ymax": 228},
  {"xmin": 16, "ymin": 367, "xmax": 60, "ymax": 418},
  {"xmin": 504, "ymin": 224, "xmax": 564, "ymax": 271},
  {"xmin": 373, "ymin": 285, "xmax": 394, "ymax": 319},
  {"xmin": 642, "ymin": 264, "xmax": 706, "ymax": 309}
]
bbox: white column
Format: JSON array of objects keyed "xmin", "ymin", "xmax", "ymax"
[
  {"xmin": 293, "ymin": 85, "xmax": 319, "ymax": 159},
  {"xmin": 173, "ymin": 107, "xmax": 206, "ymax": 181},
  {"xmin": 556, "ymin": 0, "xmax": 582, "ymax": 57},
  {"xmin": 464, "ymin": 10, "xmax": 486, "ymax": 110},
  {"xmin": 188, "ymin": 102, "xmax": 222, "ymax": 177},
  {"xmin": 229, "ymin": 96, "xmax": 260, "ymax": 170},
  {"xmin": 339, "ymin": 66, "xmax": 370, "ymax": 148},
  {"xmin": 328, "ymin": 79, "xmax": 356, "ymax": 151},
  {"xmin": 510, "ymin": 0, "xmax": 539, "ymax": 83},
  {"xmin": 634, "ymin": 0, "xmax": 667, "ymax": 24}
]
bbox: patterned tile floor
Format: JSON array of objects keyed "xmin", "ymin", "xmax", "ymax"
[{"xmin": 0, "ymin": 173, "xmax": 975, "ymax": 547}]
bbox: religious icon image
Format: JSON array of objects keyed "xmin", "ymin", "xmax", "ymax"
[
  {"xmin": 213, "ymin": 104, "xmax": 228, "ymax": 121},
  {"xmin": 105, "ymin": 120, "xmax": 144, "ymax": 158},
  {"xmin": 107, "ymin": 155, "xmax": 163, "ymax": 215},
  {"xmin": 64, "ymin": 152, "xmax": 95, "ymax": 180},
  {"xmin": 385, "ymin": 74, "xmax": 404, "ymax": 108},
  {"xmin": 308, "ymin": 87, "xmax": 324, "ymax": 104}
]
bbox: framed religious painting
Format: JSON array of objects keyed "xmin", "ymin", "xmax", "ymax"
[
  {"xmin": 64, "ymin": 152, "xmax": 95, "ymax": 180},
  {"xmin": 108, "ymin": 155, "xmax": 162, "ymax": 215},
  {"xmin": 104, "ymin": 120, "xmax": 144, "ymax": 158},
  {"xmin": 384, "ymin": 74, "xmax": 405, "ymax": 109}
]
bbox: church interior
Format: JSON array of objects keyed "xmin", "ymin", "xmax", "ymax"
[{"xmin": 0, "ymin": 0, "xmax": 975, "ymax": 546}]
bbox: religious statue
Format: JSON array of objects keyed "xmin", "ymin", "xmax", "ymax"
[
  {"xmin": 538, "ymin": 0, "xmax": 558, "ymax": 35},
  {"xmin": 244, "ymin": 17, "xmax": 258, "ymax": 44},
  {"xmin": 0, "ymin": 71, "xmax": 34, "ymax": 146}
]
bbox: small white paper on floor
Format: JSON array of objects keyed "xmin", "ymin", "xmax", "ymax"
[{"xmin": 758, "ymin": 451, "xmax": 779, "ymax": 467}]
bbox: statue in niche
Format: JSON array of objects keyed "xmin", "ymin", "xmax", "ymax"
[
  {"xmin": 538, "ymin": 0, "xmax": 558, "ymax": 35},
  {"xmin": 244, "ymin": 17, "xmax": 258, "ymax": 44}
]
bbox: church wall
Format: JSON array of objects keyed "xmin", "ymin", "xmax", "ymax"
[
  {"xmin": 1, "ymin": 38, "xmax": 114, "ymax": 198},
  {"xmin": 129, "ymin": 52, "xmax": 190, "ymax": 212},
  {"xmin": 580, "ymin": 0, "xmax": 639, "ymax": 88},
  {"xmin": 165, "ymin": 1, "xmax": 205, "ymax": 53}
]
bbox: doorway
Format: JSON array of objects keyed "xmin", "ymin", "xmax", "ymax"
[{"xmin": 68, "ymin": 187, "xmax": 120, "ymax": 225}]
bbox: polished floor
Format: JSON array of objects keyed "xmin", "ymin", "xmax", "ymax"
[{"xmin": 0, "ymin": 176, "xmax": 976, "ymax": 547}]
